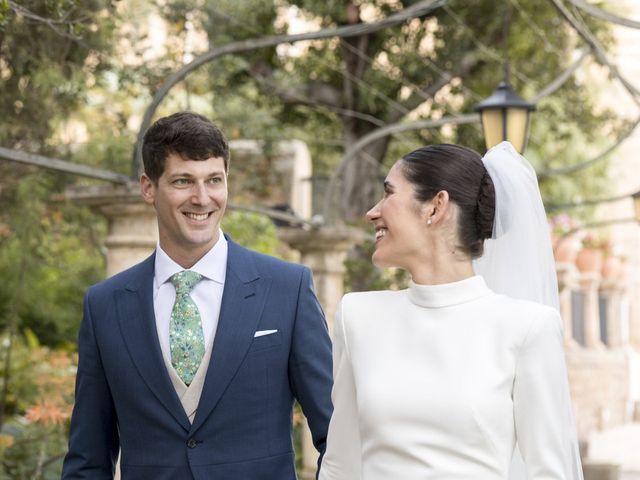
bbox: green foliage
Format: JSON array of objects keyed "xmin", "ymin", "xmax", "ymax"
[
  {"xmin": 221, "ymin": 210, "xmax": 280, "ymax": 256},
  {"xmin": 534, "ymin": 114, "xmax": 612, "ymax": 219},
  {"xmin": 0, "ymin": 1, "xmax": 9, "ymax": 25},
  {"xmin": 66, "ymin": 113, "xmax": 136, "ymax": 176},
  {"xmin": 0, "ymin": 419, "xmax": 69, "ymax": 480},
  {"xmin": 344, "ymin": 240, "xmax": 409, "ymax": 292},
  {"xmin": 0, "ymin": 174, "xmax": 105, "ymax": 347},
  {"xmin": 154, "ymin": 0, "xmax": 619, "ymax": 220},
  {"xmin": 0, "ymin": 332, "xmax": 75, "ymax": 479},
  {"xmin": 439, "ymin": 0, "xmax": 619, "ymax": 208},
  {"xmin": 0, "ymin": 0, "xmax": 624, "ymax": 332},
  {"xmin": 0, "ymin": 0, "xmax": 115, "ymax": 348},
  {"xmin": 147, "ymin": 0, "xmax": 624, "ymax": 294},
  {"xmin": 0, "ymin": 0, "xmax": 119, "ymax": 152}
]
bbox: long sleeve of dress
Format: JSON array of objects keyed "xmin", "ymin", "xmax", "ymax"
[
  {"xmin": 319, "ymin": 300, "xmax": 362, "ymax": 480},
  {"xmin": 513, "ymin": 308, "xmax": 583, "ymax": 480}
]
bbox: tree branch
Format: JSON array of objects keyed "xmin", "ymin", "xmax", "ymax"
[
  {"xmin": 565, "ymin": 0, "xmax": 640, "ymax": 29},
  {"xmin": 387, "ymin": 51, "xmax": 481, "ymax": 123},
  {"xmin": 8, "ymin": 1, "xmax": 86, "ymax": 43},
  {"xmin": 549, "ymin": 0, "xmax": 640, "ymax": 103},
  {"xmin": 547, "ymin": 191, "xmax": 639, "ymax": 212},
  {"xmin": 531, "ymin": 47, "xmax": 590, "ymax": 102},
  {"xmin": 277, "ymin": 81, "xmax": 344, "ymax": 109},
  {"xmin": 250, "ymin": 72, "xmax": 385, "ymax": 127},
  {"xmin": 132, "ymin": 0, "xmax": 447, "ymax": 175},
  {"xmin": 538, "ymin": 115, "xmax": 640, "ymax": 178},
  {"xmin": 321, "ymin": 51, "xmax": 619, "ymax": 221},
  {"xmin": 321, "ymin": 113, "xmax": 479, "ymax": 221},
  {"xmin": 0, "ymin": 146, "xmax": 131, "ymax": 184}
]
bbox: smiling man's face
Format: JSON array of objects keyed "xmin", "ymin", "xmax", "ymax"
[{"xmin": 141, "ymin": 152, "xmax": 228, "ymax": 267}]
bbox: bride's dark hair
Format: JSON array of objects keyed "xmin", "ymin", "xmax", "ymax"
[{"xmin": 400, "ymin": 144, "xmax": 495, "ymax": 259}]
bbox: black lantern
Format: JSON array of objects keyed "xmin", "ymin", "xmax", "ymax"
[{"xmin": 474, "ymin": 79, "xmax": 536, "ymax": 154}]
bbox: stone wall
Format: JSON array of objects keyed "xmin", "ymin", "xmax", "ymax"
[
  {"xmin": 557, "ymin": 260, "xmax": 640, "ymax": 444},
  {"xmin": 567, "ymin": 349, "xmax": 630, "ymax": 439}
]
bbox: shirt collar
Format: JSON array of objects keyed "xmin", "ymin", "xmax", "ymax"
[{"xmin": 154, "ymin": 231, "xmax": 228, "ymax": 286}]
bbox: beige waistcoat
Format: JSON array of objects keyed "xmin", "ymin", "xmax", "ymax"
[{"xmin": 162, "ymin": 335, "xmax": 215, "ymax": 424}]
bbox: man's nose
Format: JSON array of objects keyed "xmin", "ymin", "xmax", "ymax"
[{"xmin": 192, "ymin": 182, "xmax": 209, "ymax": 204}]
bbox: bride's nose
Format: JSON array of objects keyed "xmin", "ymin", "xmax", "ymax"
[{"xmin": 366, "ymin": 201, "xmax": 381, "ymax": 222}]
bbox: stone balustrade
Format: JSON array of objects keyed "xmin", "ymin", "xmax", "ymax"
[{"xmin": 556, "ymin": 257, "xmax": 640, "ymax": 473}]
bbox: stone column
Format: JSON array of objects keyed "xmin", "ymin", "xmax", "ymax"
[
  {"xmin": 100, "ymin": 203, "xmax": 158, "ymax": 277},
  {"xmin": 66, "ymin": 183, "xmax": 157, "ymax": 276},
  {"xmin": 600, "ymin": 279, "xmax": 626, "ymax": 349},
  {"xmin": 579, "ymin": 273, "xmax": 606, "ymax": 350},
  {"xmin": 278, "ymin": 225, "xmax": 367, "ymax": 332},
  {"xmin": 556, "ymin": 264, "xmax": 580, "ymax": 349},
  {"xmin": 278, "ymin": 225, "xmax": 367, "ymax": 478},
  {"xmin": 582, "ymin": 462, "xmax": 620, "ymax": 480},
  {"xmin": 629, "ymin": 281, "xmax": 640, "ymax": 350}
]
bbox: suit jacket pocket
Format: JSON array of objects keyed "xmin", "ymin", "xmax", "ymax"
[{"xmin": 248, "ymin": 331, "xmax": 282, "ymax": 353}]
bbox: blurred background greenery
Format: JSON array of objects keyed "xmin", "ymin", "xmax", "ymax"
[{"xmin": 0, "ymin": 0, "xmax": 625, "ymax": 476}]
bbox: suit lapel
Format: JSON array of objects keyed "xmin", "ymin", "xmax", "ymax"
[
  {"xmin": 190, "ymin": 239, "xmax": 270, "ymax": 434},
  {"xmin": 115, "ymin": 254, "xmax": 191, "ymax": 432}
]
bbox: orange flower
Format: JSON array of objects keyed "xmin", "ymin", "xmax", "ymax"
[
  {"xmin": 0, "ymin": 223, "xmax": 11, "ymax": 238},
  {"xmin": 0, "ymin": 433, "xmax": 15, "ymax": 450},
  {"xmin": 25, "ymin": 401, "xmax": 69, "ymax": 426},
  {"xmin": 48, "ymin": 350, "xmax": 73, "ymax": 369}
]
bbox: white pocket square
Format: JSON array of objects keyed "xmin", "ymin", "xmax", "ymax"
[{"xmin": 254, "ymin": 329, "xmax": 278, "ymax": 338}]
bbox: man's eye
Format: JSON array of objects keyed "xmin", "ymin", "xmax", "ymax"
[
  {"xmin": 173, "ymin": 178, "xmax": 190, "ymax": 185},
  {"xmin": 209, "ymin": 177, "xmax": 222, "ymax": 184}
]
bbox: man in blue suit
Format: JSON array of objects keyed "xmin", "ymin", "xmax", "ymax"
[{"xmin": 62, "ymin": 111, "xmax": 333, "ymax": 479}]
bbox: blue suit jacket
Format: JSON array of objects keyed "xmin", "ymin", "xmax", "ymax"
[{"xmin": 61, "ymin": 238, "xmax": 333, "ymax": 479}]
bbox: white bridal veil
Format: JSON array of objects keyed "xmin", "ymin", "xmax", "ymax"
[
  {"xmin": 473, "ymin": 142, "xmax": 584, "ymax": 480},
  {"xmin": 473, "ymin": 141, "xmax": 559, "ymax": 311}
]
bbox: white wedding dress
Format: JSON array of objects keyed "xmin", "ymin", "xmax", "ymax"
[{"xmin": 320, "ymin": 275, "xmax": 580, "ymax": 480}]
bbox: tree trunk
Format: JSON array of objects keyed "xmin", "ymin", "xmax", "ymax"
[
  {"xmin": 339, "ymin": 22, "xmax": 391, "ymax": 222},
  {"xmin": 340, "ymin": 120, "xmax": 390, "ymax": 221}
]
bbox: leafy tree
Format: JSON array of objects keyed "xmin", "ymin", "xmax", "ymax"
[
  {"xmin": 0, "ymin": 5, "xmax": 119, "ymax": 444},
  {"xmin": 149, "ymin": 0, "xmax": 623, "ymax": 295},
  {"xmin": 0, "ymin": 0, "xmax": 121, "ymax": 342},
  {"xmin": 158, "ymin": 0, "xmax": 621, "ymax": 225},
  {"xmin": 0, "ymin": 0, "xmax": 119, "ymax": 151},
  {"xmin": 222, "ymin": 211, "xmax": 281, "ymax": 256},
  {"xmin": 0, "ymin": 330, "xmax": 75, "ymax": 479},
  {"xmin": 0, "ymin": 0, "xmax": 624, "ymax": 325},
  {"xmin": 0, "ymin": 173, "xmax": 105, "ymax": 344}
]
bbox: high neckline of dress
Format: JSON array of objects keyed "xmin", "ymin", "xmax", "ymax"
[{"xmin": 407, "ymin": 275, "xmax": 491, "ymax": 308}]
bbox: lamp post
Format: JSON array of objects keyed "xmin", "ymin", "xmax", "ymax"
[{"xmin": 474, "ymin": 69, "xmax": 536, "ymax": 154}]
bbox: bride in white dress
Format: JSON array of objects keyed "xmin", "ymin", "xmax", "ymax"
[{"xmin": 319, "ymin": 142, "xmax": 583, "ymax": 480}]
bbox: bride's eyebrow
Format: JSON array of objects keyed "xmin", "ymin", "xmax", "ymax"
[{"xmin": 383, "ymin": 180, "xmax": 394, "ymax": 191}]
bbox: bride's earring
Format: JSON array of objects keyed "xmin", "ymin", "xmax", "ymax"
[{"xmin": 427, "ymin": 218, "xmax": 432, "ymax": 225}]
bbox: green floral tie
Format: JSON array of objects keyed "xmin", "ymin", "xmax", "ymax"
[{"xmin": 169, "ymin": 270, "xmax": 205, "ymax": 385}]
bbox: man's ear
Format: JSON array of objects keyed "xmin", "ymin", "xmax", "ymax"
[{"xmin": 140, "ymin": 174, "xmax": 156, "ymax": 205}]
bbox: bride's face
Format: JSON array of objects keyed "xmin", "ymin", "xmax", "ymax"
[{"xmin": 366, "ymin": 161, "xmax": 430, "ymax": 269}]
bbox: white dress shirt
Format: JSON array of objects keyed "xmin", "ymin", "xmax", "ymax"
[{"xmin": 153, "ymin": 233, "xmax": 228, "ymax": 364}]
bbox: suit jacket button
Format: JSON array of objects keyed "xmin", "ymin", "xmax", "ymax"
[{"xmin": 187, "ymin": 438, "xmax": 197, "ymax": 449}]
